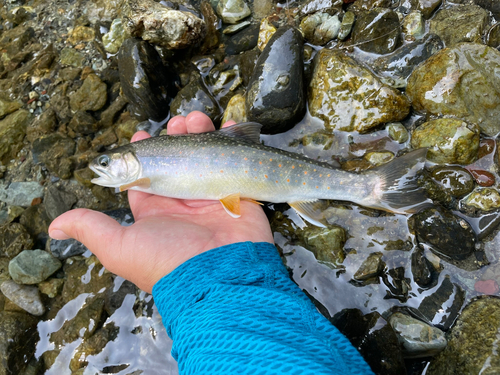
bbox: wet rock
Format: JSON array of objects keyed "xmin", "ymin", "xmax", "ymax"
[
  {"xmin": 199, "ymin": 1, "xmax": 220, "ymax": 53},
  {"xmin": 353, "ymin": 252, "xmax": 384, "ymax": 282},
  {"xmin": 118, "ymin": 38, "xmax": 178, "ymax": 122},
  {"xmin": 308, "ymin": 49, "xmax": 410, "ymax": 132},
  {"xmin": 59, "ymin": 67, "xmax": 82, "ymax": 81},
  {"xmin": 43, "ymin": 186, "xmax": 77, "ymax": 221},
  {"xmin": 125, "ymin": 0, "xmax": 206, "ymax": 49},
  {"xmin": 9, "ymin": 249, "xmax": 62, "ymax": 285},
  {"xmin": 418, "ymin": 276, "xmax": 465, "ymax": 330},
  {"xmin": 350, "ymin": 9, "xmax": 401, "ymax": 54},
  {"xmin": 32, "ymin": 133, "xmax": 76, "ymax": 179},
  {"xmin": 388, "ymin": 312, "xmax": 447, "ymax": 358},
  {"xmin": 0, "ymin": 97, "xmax": 22, "ymax": 119},
  {"xmin": 246, "ymin": 26, "xmax": 305, "ymax": 134},
  {"xmin": 222, "ymin": 93, "xmax": 247, "ymax": 123},
  {"xmin": 402, "ymin": 11, "xmax": 425, "ymax": 38},
  {"xmin": 170, "ymin": 77, "xmax": 221, "ymax": 122},
  {"xmin": 338, "ymin": 11, "xmax": 355, "ymax": 40},
  {"xmin": 0, "ymin": 279, "xmax": 45, "ymax": 316},
  {"xmin": 411, "ymin": 0, "xmax": 441, "ymax": 19},
  {"xmin": 217, "ymin": 0, "xmax": 251, "ymax": 24},
  {"xmin": 26, "ymin": 108, "xmax": 58, "ymax": 143},
  {"xmin": 300, "ymin": 13, "xmax": 341, "ymax": 46},
  {"xmin": 67, "ymin": 26, "xmax": 95, "ymax": 45},
  {"xmin": 372, "ymin": 34, "xmax": 443, "ymax": 88},
  {"xmin": 411, "ymin": 207, "xmax": 476, "ymax": 261},
  {"xmin": 332, "ymin": 309, "xmax": 406, "ymax": 375},
  {"xmin": 469, "ymin": 169, "xmax": 495, "ymax": 187},
  {"xmin": 99, "ymin": 95, "xmax": 128, "ymax": 128},
  {"xmin": 102, "ymin": 18, "xmax": 130, "ymax": 54},
  {"xmin": 0, "ymin": 258, "xmax": 10, "ymax": 283},
  {"xmin": 475, "ymin": 279, "xmax": 499, "ymax": 295},
  {"xmin": 0, "ymin": 223, "xmax": 34, "ymax": 258},
  {"xmin": 431, "ymin": 166, "xmax": 475, "ymax": 198},
  {"xmin": 386, "ymin": 122, "xmax": 409, "ymax": 143},
  {"xmin": 383, "ymin": 267, "xmax": 411, "ymax": 302},
  {"xmin": 410, "ymin": 119, "xmax": 479, "ymax": 165},
  {"xmin": 463, "ymin": 188, "xmax": 500, "ymax": 211},
  {"xmin": 300, "ymin": 226, "xmax": 346, "ymax": 266},
  {"xmin": 48, "ymin": 238, "xmax": 88, "ymax": 260},
  {"xmin": 225, "ymin": 23, "xmax": 260, "ymax": 55},
  {"xmin": 427, "ymin": 296, "xmax": 500, "ymax": 374},
  {"xmin": 105, "ymin": 278, "xmax": 138, "ymax": 315},
  {"xmin": 407, "ymin": 43, "xmax": 500, "ymax": 136},
  {"xmin": 0, "ymin": 182, "xmax": 44, "ymax": 207},
  {"xmin": 224, "ymin": 20, "xmax": 251, "ymax": 35},
  {"xmin": 429, "ymin": 5, "xmax": 489, "ymax": 46},
  {"xmin": 257, "ymin": 18, "xmax": 276, "ymax": 51},
  {"xmin": 0, "ymin": 311, "xmax": 38, "ymax": 375},
  {"xmin": 69, "ymin": 74, "xmax": 108, "ymax": 112},
  {"xmin": 411, "ymin": 246, "xmax": 438, "ymax": 289},
  {"xmin": 68, "ymin": 110, "xmax": 99, "ymax": 135},
  {"xmin": 300, "ymin": 0, "xmax": 342, "ymax": 16},
  {"xmin": 59, "ymin": 47, "xmax": 86, "ymax": 67},
  {"xmin": 19, "ymin": 204, "xmax": 51, "ymax": 242},
  {"xmin": 87, "ymin": 0, "xmax": 127, "ymax": 23},
  {"xmin": 0, "ymin": 109, "xmax": 31, "ymax": 164},
  {"xmin": 38, "ymin": 278, "xmax": 64, "ymax": 298},
  {"xmin": 364, "ymin": 151, "xmax": 394, "ymax": 167}
]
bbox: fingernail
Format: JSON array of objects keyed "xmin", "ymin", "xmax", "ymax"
[{"xmin": 49, "ymin": 229, "xmax": 70, "ymax": 240}]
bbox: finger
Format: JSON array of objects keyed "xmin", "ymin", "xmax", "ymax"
[
  {"xmin": 222, "ymin": 119, "xmax": 237, "ymax": 128},
  {"xmin": 131, "ymin": 131, "xmax": 151, "ymax": 142},
  {"xmin": 185, "ymin": 111, "xmax": 215, "ymax": 133},
  {"xmin": 49, "ymin": 208, "xmax": 123, "ymax": 267},
  {"xmin": 167, "ymin": 115, "xmax": 187, "ymax": 134}
]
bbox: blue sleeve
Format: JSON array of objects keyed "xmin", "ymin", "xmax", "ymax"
[{"xmin": 152, "ymin": 241, "xmax": 374, "ymax": 375}]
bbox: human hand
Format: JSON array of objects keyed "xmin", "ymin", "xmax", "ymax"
[{"xmin": 49, "ymin": 111, "xmax": 274, "ymax": 293}]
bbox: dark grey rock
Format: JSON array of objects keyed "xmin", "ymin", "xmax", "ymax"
[
  {"xmin": 31, "ymin": 133, "xmax": 76, "ymax": 179},
  {"xmin": 48, "ymin": 238, "xmax": 89, "ymax": 260},
  {"xmin": 0, "ymin": 222, "xmax": 34, "ymax": 258},
  {"xmin": 0, "ymin": 182, "xmax": 44, "ymax": 207},
  {"xmin": 411, "ymin": 246, "xmax": 439, "ymax": 289},
  {"xmin": 224, "ymin": 23, "xmax": 259, "ymax": 55},
  {"xmin": 43, "ymin": 186, "xmax": 78, "ymax": 221}
]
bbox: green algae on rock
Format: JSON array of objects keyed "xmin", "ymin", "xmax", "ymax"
[
  {"xmin": 407, "ymin": 43, "xmax": 500, "ymax": 136},
  {"xmin": 300, "ymin": 225, "xmax": 346, "ymax": 266},
  {"xmin": 431, "ymin": 166, "xmax": 475, "ymax": 198},
  {"xmin": 300, "ymin": 13, "xmax": 341, "ymax": 46},
  {"xmin": 8, "ymin": 249, "xmax": 62, "ymax": 285},
  {"xmin": 463, "ymin": 188, "xmax": 500, "ymax": 212},
  {"xmin": 410, "ymin": 119, "xmax": 479, "ymax": 165},
  {"xmin": 308, "ymin": 49, "xmax": 410, "ymax": 132},
  {"xmin": 0, "ymin": 109, "xmax": 31, "ymax": 164},
  {"xmin": 69, "ymin": 74, "xmax": 108, "ymax": 112}
]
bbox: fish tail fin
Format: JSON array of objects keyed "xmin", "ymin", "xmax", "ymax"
[{"xmin": 362, "ymin": 148, "xmax": 432, "ymax": 214}]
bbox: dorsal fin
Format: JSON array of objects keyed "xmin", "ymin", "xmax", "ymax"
[{"xmin": 218, "ymin": 122, "xmax": 262, "ymax": 143}]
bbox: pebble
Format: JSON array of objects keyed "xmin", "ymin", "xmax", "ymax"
[
  {"xmin": 463, "ymin": 188, "xmax": 500, "ymax": 212},
  {"xmin": 0, "ymin": 280, "xmax": 45, "ymax": 316},
  {"xmin": 9, "ymin": 249, "xmax": 62, "ymax": 285},
  {"xmin": 216, "ymin": 0, "xmax": 251, "ymax": 24}
]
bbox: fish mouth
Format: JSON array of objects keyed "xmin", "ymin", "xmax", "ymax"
[{"xmin": 90, "ymin": 165, "xmax": 118, "ymax": 187}]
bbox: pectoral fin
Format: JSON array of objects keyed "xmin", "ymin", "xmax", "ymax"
[
  {"xmin": 119, "ymin": 177, "xmax": 151, "ymax": 192},
  {"xmin": 289, "ymin": 200, "xmax": 327, "ymax": 228},
  {"xmin": 241, "ymin": 197, "xmax": 263, "ymax": 206},
  {"xmin": 220, "ymin": 193, "xmax": 241, "ymax": 218}
]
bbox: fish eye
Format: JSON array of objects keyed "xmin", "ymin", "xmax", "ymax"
[{"xmin": 98, "ymin": 155, "xmax": 110, "ymax": 168}]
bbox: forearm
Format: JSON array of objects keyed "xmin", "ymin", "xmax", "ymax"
[{"xmin": 152, "ymin": 242, "xmax": 374, "ymax": 375}]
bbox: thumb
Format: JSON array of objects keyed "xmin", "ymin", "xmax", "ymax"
[{"xmin": 49, "ymin": 208, "xmax": 123, "ymax": 266}]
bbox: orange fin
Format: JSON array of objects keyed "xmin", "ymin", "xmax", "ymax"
[
  {"xmin": 241, "ymin": 197, "xmax": 263, "ymax": 206},
  {"xmin": 220, "ymin": 193, "xmax": 241, "ymax": 218},
  {"xmin": 119, "ymin": 177, "xmax": 151, "ymax": 192}
]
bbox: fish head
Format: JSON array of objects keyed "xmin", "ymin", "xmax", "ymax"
[{"xmin": 90, "ymin": 150, "xmax": 141, "ymax": 188}]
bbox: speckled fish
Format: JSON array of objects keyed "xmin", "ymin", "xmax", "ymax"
[{"xmin": 90, "ymin": 122, "xmax": 431, "ymax": 226}]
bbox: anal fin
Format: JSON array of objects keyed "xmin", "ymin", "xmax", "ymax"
[
  {"xmin": 220, "ymin": 193, "xmax": 241, "ymax": 218},
  {"xmin": 119, "ymin": 177, "xmax": 151, "ymax": 192},
  {"xmin": 289, "ymin": 200, "xmax": 327, "ymax": 228}
]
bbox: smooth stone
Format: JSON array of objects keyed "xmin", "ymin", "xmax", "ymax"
[
  {"xmin": 411, "ymin": 0, "xmax": 441, "ymax": 18},
  {"xmin": 68, "ymin": 110, "xmax": 99, "ymax": 135},
  {"xmin": 308, "ymin": 49, "xmax": 410, "ymax": 132},
  {"xmin": 410, "ymin": 119, "xmax": 479, "ymax": 165},
  {"xmin": 353, "ymin": 252, "xmax": 384, "ymax": 281},
  {"xmin": 257, "ymin": 18, "xmax": 276, "ymax": 51},
  {"xmin": 300, "ymin": 225, "xmax": 346, "ymax": 266},
  {"xmin": 0, "ymin": 223, "xmax": 34, "ymax": 258},
  {"xmin": 431, "ymin": 166, "xmax": 475, "ymax": 198},
  {"xmin": 170, "ymin": 78, "xmax": 221, "ymax": 122},
  {"xmin": 223, "ymin": 20, "xmax": 251, "ymax": 35},
  {"xmin": 118, "ymin": 38, "xmax": 179, "ymax": 122},
  {"xmin": 38, "ymin": 278, "xmax": 64, "ymax": 298},
  {"xmin": 102, "ymin": 18, "xmax": 130, "ymax": 54},
  {"xmin": 338, "ymin": 11, "xmax": 355, "ymax": 40},
  {"xmin": 388, "ymin": 312, "xmax": 447, "ymax": 358},
  {"xmin": 69, "ymin": 74, "xmax": 108, "ymax": 112},
  {"xmin": 216, "ymin": 0, "xmax": 251, "ymax": 24},
  {"xmin": 225, "ymin": 23, "xmax": 260, "ymax": 55},
  {"xmin": 486, "ymin": 23, "xmax": 500, "ymax": 49},
  {"xmin": 9, "ymin": 249, "xmax": 62, "ymax": 285},
  {"xmin": 427, "ymin": 297, "xmax": 500, "ymax": 374},
  {"xmin": 0, "ymin": 181, "xmax": 44, "ymax": 207},
  {"xmin": 463, "ymin": 188, "xmax": 500, "ymax": 212},
  {"xmin": 0, "ymin": 109, "xmax": 31, "ymax": 164},
  {"xmin": 0, "ymin": 280, "xmax": 45, "ymax": 316},
  {"xmin": 67, "ymin": 26, "xmax": 95, "ymax": 44},
  {"xmin": 402, "ymin": 11, "xmax": 425, "ymax": 38},
  {"xmin": 386, "ymin": 122, "xmax": 409, "ymax": 143},
  {"xmin": 222, "ymin": 93, "xmax": 247, "ymax": 124},
  {"xmin": 411, "ymin": 246, "xmax": 438, "ymax": 289},
  {"xmin": 300, "ymin": 13, "xmax": 341, "ymax": 45},
  {"xmin": 125, "ymin": 0, "xmax": 206, "ymax": 49},
  {"xmin": 246, "ymin": 26, "xmax": 305, "ymax": 134},
  {"xmin": 48, "ymin": 238, "xmax": 88, "ymax": 260}
]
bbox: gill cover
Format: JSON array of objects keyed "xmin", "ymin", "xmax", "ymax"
[{"xmin": 90, "ymin": 150, "xmax": 142, "ymax": 188}]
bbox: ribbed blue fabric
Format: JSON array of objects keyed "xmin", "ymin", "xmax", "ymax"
[{"xmin": 152, "ymin": 241, "xmax": 374, "ymax": 375}]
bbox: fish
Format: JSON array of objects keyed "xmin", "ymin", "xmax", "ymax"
[{"xmin": 90, "ymin": 122, "xmax": 431, "ymax": 227}]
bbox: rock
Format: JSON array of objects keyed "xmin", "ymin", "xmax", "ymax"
[
  {"xmin": 257, "ymin": 18, "xmax": 276, "ymax": 51},
  {"xmin": 104, "ymin": 278, "xmax": 138, "ymax": 315},
  {"xmin": 48, "ymin": 238, "xmax": 88, "ymax": 260},
  {"xmin": 0, "ymin": 258, "xmax": 10, "ymax": 283},
  {"xmin": 199, "ymin": 1, "xmax": 220, "ymax": 53},
  {"xmin": 427, "ymin": 297, "xmax": 500, "ymax": 374},
  {"xmin": 67, "ymin": 26, "xmax": 95, "ymax": 44},
  {"xmin": 429, "ymin": 5, "xmax": 489, "ymax": 46},
  {"xmin": 300, "ymin": 226, "xmax": 346, "ymax": 266},
  {"xmin": 431, "ymin": 166, "xmax": 475, "ymax": 198},
  {"xmin": 19, "ymin": 204, "xmax": 51, "ymax": 241},
  {"xmin": 364, "ymin": 151, "xmax": 394, "ymax": 167},
  {"xmin": 0, "ymin": 97, "xmax": 22, "ymax": 119},
  {"xmin": 350, "ymin": 8, "xmax": 400, "ymax": 54},
  {"xmin": 38, "ymin": 278, "xmax": 64, "ymax": 298},
  {"xmin": 408, "ymin": 43, "xmax": 500, "ymax": 137},
  {"xmin": 26, "ymin": 108, "xmax": 58, "ymax": 143},
  {"xmin": 118, "ymin": 38, "xmax": 178, "ymax": 122},
  {"xmin": 222, "ymin": 93, "xmax": 247, "ymax": 124},
  {"xmin": 475, "ymin": 0, "xmax": 500, "ymax": 19},
  {"xmin": 382, "ymin": 267, "xmax": 411, "ymax": 302},
  {"xmin": 372, "ymin": 34, "xmax": 443, "ymax": 88},
  {"xmin": 410, "ymin": 119, "xmax": 479, "ymax": 165},
  {"xmin": 0, "ymin": 109, "xmax": 31, "ymax": 164},
  {"xmin": 225, "ymin": 23, "xmax": 260, "ymax": 55},
  {"xmin": 308, "ymin": 49, "xmax": 410, "ymax": 132},
  {"xmin": 402, "ymin": 11, "xmax": 425, "ymax": 38},
  {"xmin": 300, "ymin": 13, "xmax": 341, "ymax": 46},
  {"xmin": 353, "ymin": 252, "xmax": 384, "ymax": 282},
  {"xmin": 411, "ymin": 0, "xmax": 441, "ymax": 18},
  {"xmin": 59, "ymin": 67, "xmax": 82, "ymax": 81},
  {"xmin": 69, "ymin": 74, "xmax": 108, "ymax": 112},
  {"xmin": 386, "ymin": 123, "xmax": 409, "ymax": 143},
  {"xmin": 216, "ymin": 0, "xmax": 251, "ymax": 24},
  {"xmin": 43, "ymin": 186, "xmax": 77, "ymax": 221},
  {"xmin": 411, "ymin": 207, "xmax": 476, "ymax": 261},
  {"xmin": 0, "ymin": 182, "xmax": 44, "ymax": 207},
  {"xmin": 125, "ymin": 0, "xmax": 206, "ymax": 49},
  {"xmin": 474, "ymin": 279, "xmax": 499, "ymax": 295},
  {"xmin": 102, "ymin": 18, "xmax": 130, "ymax": 54},
  {"xmin": 9, "ymin": 249, "xmax": 62, "ymax": 284},
  {"xmin": 32, "ymin": 133, "xmax": 76, "ymax": 179},
  {"xmin": 300, "ymin": 0, "xmax": 342, "ymax": 16},
  {"xmin": 332, "ymin": 309, "xmax": 406, "ymax": 375},
  {"xmin": 388, "ymin": 312, "xmax": 447, "ymax": 358},
  {"xmin": 246, "ymin": 26, "xmax": 306, "ymax": 134},
  {"xmin": 60, "ymin": 47, "xmax": 86, "ymax": 67},
  {"xmin": 463, "ymin": 188, "xmax": 500, "ymax": 211},
  {"xmin": 338, "ymin": 11, "xmax": 355, "ymax": 40},
  {"xmin": 411, "ymin": 246, "xmax": 438, "ymax": 289},
  {"xmin": 0, "ymin": 311, "xmax": 38, "ymax": 375},
  {"xmin": 86, "ymin": 0, "xmax": 127, "ymax": 23},
  {"xmin": 224, "ymin": 21, "xmax": 251, "ymax": 35},
  {"xmin": 0, "ymin": 280, "xmax": 45, "ymax": 316},
  {"xmin": 170, "ymin": 77, "xmax": 221, "ymax": 122},
  {"xmin": 0, "ymin": 223, "xmax": 34, "ymax": 258},
  {"xmin": 99, "ymin": 95, "xmax": 128, "ymax": 128},
  {"xmin": 68, "ymin": 110, "xmax": 99, "ymax": 135},
  {"xmin": 418, "ymin": 276, "xmax": 465, "ymax": 331}
]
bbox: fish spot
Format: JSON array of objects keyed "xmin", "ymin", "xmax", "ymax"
[
  {"xmin": 316, "ymin": 186, "xmax": 319, "ymax": 189},
  {"xmin": 304, "ymin": 171, "xmax": 308, "ymax": 175},
  {"xmin": 200, "ymin": 174, "xmax": 202, "ymax": 177},
  {"xmin": 287, "ymin": 179, "xmax": 290, "ymax": 182},
  {"xmin": 327, "ymin": 187, "xmax": 330, "ymax": 190},
  {"xmin": 269, "ymin": 158, "xmax": 273, "ymax": 162},
  {"xmin": 265, "ymin": 175, "xmax": 268, "ymax": 178},
  {"xmin": 314, "ymin": 169, "xmax": 317, "ymax": 172},
  {"xmin": 276, "ymin": 180, "xmax": 278, "ymax": 183},
  {"xmin": 259, "ymin": 161, "xmax": 262, "ymax": 165},
  {"xmin": 254, "ymin": 168, "xmax": 257, "ymax": 171},
  {"xmin": 221, "ymin": 153, "xmax": 225, "ymax": 156},
  {"xmin": 292, "ymin": 165, "xmax": 295, "ymax": 169},
  {"xmin": 220, "ymin": 170, "xmax": 224, "ymax": 173},
  {"xmin": 245, "ymin": 171, "xmax": 248, "ymax": 173},
  {"xmin": 319, "ymin": 174, "xmax": 322, "ymax": 177},
  {"xmin": 327, "ymin": 174, "xmax": 331, "ymax": 177},
  {"xmin": 278, "ymin": 164, "xmax": 282, "ymax": 168},
  {"xmin": 244, "ymin": 157, "xmax": 248, "ymax": 161},
  {"xmin": 303, "ymin": 182, "xmax": 306, "ymax": 185}
]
